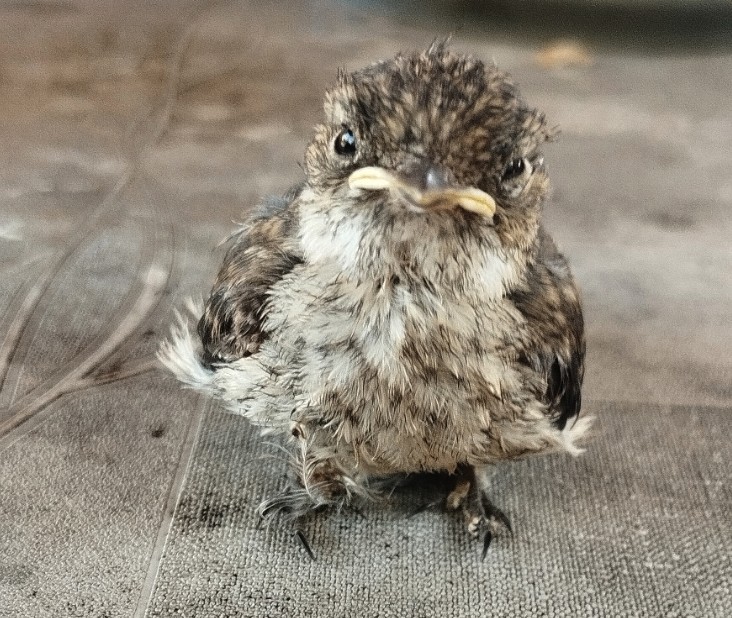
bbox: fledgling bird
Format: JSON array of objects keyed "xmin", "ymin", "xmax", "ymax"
[{"xmin": 160, "ymin": 44, "xmax": 589, "ymax": 558}]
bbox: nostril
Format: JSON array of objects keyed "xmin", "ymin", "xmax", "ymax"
[
  {"xmin": 424, "ymin": 165, "xmax": 451, "ymax": 191},
  {"xmin": 399, "ymin": 158, "xmax": 454, "ymax": 191}
]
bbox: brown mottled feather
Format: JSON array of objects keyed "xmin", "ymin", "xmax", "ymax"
[
  {"xmin": 508, "ymin": 228, "xmax": 585, "ymax": 429},
  {"xmin": 197, "ymin": 189, "xmax": 303, "ymax": 364}
]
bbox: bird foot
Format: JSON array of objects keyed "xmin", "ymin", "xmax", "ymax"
[
  {"xmin": 466, "ymin": 498, "xmax": 513, "ymax": 560},
  {"xmin": 447, "ymin": 472, "xmax": 513, "ymax": 560},
  {"xmin": 257, "ymin": 463, "xmax": 350, "ymax": 561},
  {"xmin": 257, "ymin": 489, "xmax": 325, "ymax": 561}
]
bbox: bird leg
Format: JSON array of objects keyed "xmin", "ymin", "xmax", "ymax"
[
  {"xmin": 447, "ymin": 464, "xmax": 513, "ymax": 559},
  {"xmin": 258, "ymin": 465, "xmax": 343, "ymax": 561},
  {"xmin": 257, "ymin": 432, "xmax": 352, "ymax": 560}
]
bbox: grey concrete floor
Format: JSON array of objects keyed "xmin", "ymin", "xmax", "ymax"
[{"xmin": 0, "ymin": 1, "xmax": 730, "ymax": 617}]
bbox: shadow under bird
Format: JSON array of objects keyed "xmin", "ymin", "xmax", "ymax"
[{"xmin": 160, "ymin": 43, "xmax": 590, "ymax": 560}]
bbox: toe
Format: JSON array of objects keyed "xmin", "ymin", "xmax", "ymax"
[{"xmin": 446, "ymin": 478, "xmax": 471, "ymax": 510}]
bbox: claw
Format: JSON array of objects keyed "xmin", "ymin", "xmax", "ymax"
[
  {"xmin": 481, "ymin": 531, "xmax": 493, "ymax": 560},
  {"xmin": 259, "ymin": 501, "xmax": 282, "ymax": 519},
  {"xmin": 493, "ymin": 510, "xmax": 513, "ymax": 536},
  {"xmin": 295, "ymin": 529, "xmax": 316, "ymax": 561},
  {"xmin": 479, "ymin": 494, "xmax": 512, "ymax": 535},
  {"xmin": 407, "ymin": 499, "xmax": 440, "ymax": 519}
]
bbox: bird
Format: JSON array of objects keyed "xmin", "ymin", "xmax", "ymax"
[{"xmin": 160, "ymin": 43, "xmax": 590, "ymax": 560}]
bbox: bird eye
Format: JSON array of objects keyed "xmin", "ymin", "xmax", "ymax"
[
  {"xmin": 502, "ymin": 157, "xmax": 526, "ymax": 181},
  {"xmin": 334, "ymin": 127, "xmax": 357, "ymax": 156}
]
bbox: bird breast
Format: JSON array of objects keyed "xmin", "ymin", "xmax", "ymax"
[{"xmin": 258, "ymin": 259, "xmax": 532, "ymax": 473}]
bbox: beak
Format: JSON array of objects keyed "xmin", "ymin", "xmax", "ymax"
[{"xmin": 348, "ymin": 166, "xmax": 496, "ymax": 219}]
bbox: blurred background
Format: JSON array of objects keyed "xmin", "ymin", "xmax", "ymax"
[{"xmin": 0, "ymin": 1, "xmax": 730, "ymax": 616}]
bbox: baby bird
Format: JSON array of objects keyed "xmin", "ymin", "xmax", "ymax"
[{"xmin": 161, "ymin": 43, "xmax": 589, "ymax": 558}]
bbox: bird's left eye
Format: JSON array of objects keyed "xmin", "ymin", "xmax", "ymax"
[
  {"xmin": 499, "ymin": 157, "xmax": 533, "ymax": 198},
  {"xmin": 502, "ymin": 158, "xmax": 526, "ymax": 181},
  {"xmin": 334, "ymin": 127, "xmax": 357, "ymax": 156}
]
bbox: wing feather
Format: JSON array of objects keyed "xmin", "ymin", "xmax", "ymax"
[
  {"xmin": 508, "ymin": 228, "xmax": 585, "ymax": 429},
  {"xmin": 197, "ymin": 185, "xmax": 303, "ymax": 364}
]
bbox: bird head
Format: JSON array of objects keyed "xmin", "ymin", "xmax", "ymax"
[{"xmin": 300, "ymin": 44, "xmax": 557, "ymax": 293}]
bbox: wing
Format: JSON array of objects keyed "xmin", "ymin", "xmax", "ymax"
[
  {"xmin": 197, "ymin": 185, "xmax": 304, "ymax": 364},
  {"xmin": 508, "ymin": 227, "xmax": 585, "ymax": 429}
]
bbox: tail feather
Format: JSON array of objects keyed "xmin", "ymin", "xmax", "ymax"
[
  {"xmin": 558, "ymin": 414, "xmax": 594, "ymax": 456},
  {"xmin": 157, "ymin": 308, "xmax": 216, "ymax": 394}
]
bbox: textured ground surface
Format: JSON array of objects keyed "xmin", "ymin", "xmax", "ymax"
[{"xmin": 0, "ymin": 1, "xmax": 730, "ymax": 616}]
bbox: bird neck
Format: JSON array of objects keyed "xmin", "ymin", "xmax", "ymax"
[{"xmin": 298, "ymin": 191, "xmax": 529, "ymax": 301}]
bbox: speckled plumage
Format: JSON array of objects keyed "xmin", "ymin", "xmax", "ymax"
[{"xmin": 161, "ymin": 44, "xmax": 588, "ymax": 555}]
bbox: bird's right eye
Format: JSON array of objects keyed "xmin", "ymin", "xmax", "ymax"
[{"xmin": 334, "ymin": 127, "xmax": 357, "ymax": 156}]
